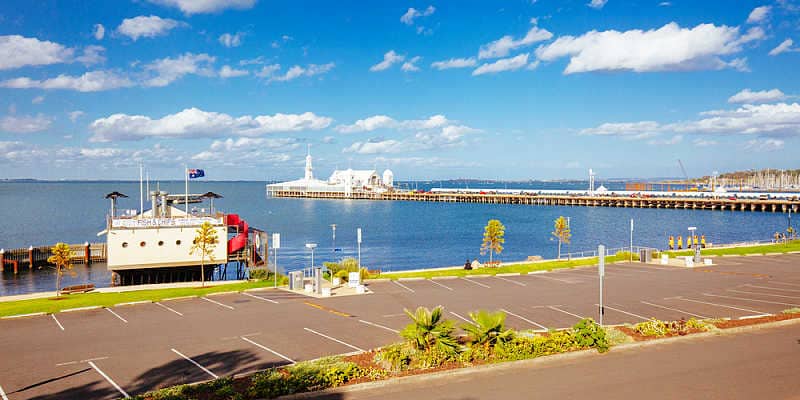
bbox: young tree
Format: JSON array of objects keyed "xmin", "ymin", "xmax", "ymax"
[
  {"xmin": 480, "ymin": 219, "xmax": 505, "ymax": 263},
  {"xmin": 47, "ymin": 243, "xmax": 75, "ymax": 296},
  {"xmin": 552, "ymin": 216, "xmax": 571, "ymax": 260},
  {"xmin": 190, "ymin": 221, "xmax": 219, "ymax": 287}
]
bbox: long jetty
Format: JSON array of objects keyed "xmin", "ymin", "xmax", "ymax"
[
  {"xmin": 270, "ymin": 190, "xmax": 800, "ymax": 213},
  {"xmin": 0, "ymin": 243, "xmax": 106, "ymax": 274}
]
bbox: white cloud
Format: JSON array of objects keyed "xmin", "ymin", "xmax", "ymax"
[
  {"xmin": 0, "ymin": 35, "xmax": 74, "ymax": 70},
  {"xmin": 240, "ymin": 56, "xmax": 267, "ymax": 66},
  {"xmin": 769, "ymin": 39, "xmax": 797, "ymax": 56},
  {"xmin": 478, "ymin": 20, "xmax": 552, "ymax": 59},
  {"xmin": 0, "ymin": 114, "xmax": 52, "ymax": 133},
  {"xmin": 336, "ymin": 115, "xmax": 396, "ymax": 133},
  {"xmin": 728, "ymin": 88, "xmax": 787, "ymax": 104},
  {"xmin": 93, "ymin": 24, "xmax": 105, "ymax": 40},
  {"xmin": 0, "ymin": 71, "xmax": 135, "ymax": 92},
  {"xmin": 89, "ymin": 107, "xmax": 332, "ymax": 142},
  {"xmin": 344, "ymin": 139, "xmax": 405, "ymax": 154},
  {"xmin": 647, "ymin": 135, "xmax": 683, "ymax": 145},
  {"xmin": 747, "ymin": 6, "xmax": 771, "ymax": 24},
  {"xmin": 401, "ymin": 56, "xmax": 421, "ymax": 72},
  {"xmin": 117, "ymin": 15, "xmax": 184, "ymax": 41},
  {"xmin": 146, "ymin": 0, "xmax": 256, "ymax": 14},
  {"xmin": 68, "ymin": 111, "xmax": 85, "ymax": 122},
  {"xmin": 370, "ymin": 50, "xmax": 404, "ymax": 72},
  {"xmin": 0, "ymin": 141, "xmax": 46, "ymax": 163},
  {"xmin": 431, "ymin": 57, "xmax": 477, "ymax": 70},
  {"xmin": 219, "ymin": 32, "xmax": 243, "ymax": 47},
  {"xmin": 255, "ymin": 64, "xmax": 281, "ymax": 78},
  {"xmin": 143, "ymin": 53, "xmax": 216, "ymax": 87},
  {"xmin": 744, "ymin": 138, "xmax": 784, "ymax": 151},
  {"xmin": 659, "ymin": 2, "xmax": 672, "ymax": 6},
  {"xmin": 692, "ymin": 138, "xmax": 717, "ymax": 146},
  {"xmin": 400, "ymin": 6, "xmax": 435, "ymax": 25},
  {"xmin": 580, "ymin": 121, "xmax": 661, "ymax": 137},
  {"xmin": 587, "ymin": 0, "xmax": 608, "ymax": 9},
  {"xmin": 219, "ymin": 65, "xmax": 249, "ymax": 78},
  {"xmin": 535, "ymin": 22, "xmax": 764, "ymax": 73},
  {"xmin": 31, "ymin": 95, "xmax": 45, "ymax": 104},
  {"xmin": 75, "ymin": 45, "xmax": 106, "ymax": 65},
  {"xmin": 473, "ymin": 53, "xmax": 530, "ymax": 75},
  {"xmin": 372, "ymin": 156, "xmax": 480, "ymax": 168},
  {"xmin": 340, "ymin": 115, "xmax": 479, "ymax": 154},
  {"xmin": 270, "ymin": 63, "xmax": 335, "ymax": 82}
]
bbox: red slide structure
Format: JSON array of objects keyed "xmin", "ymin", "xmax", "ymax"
[{"xmin": 225, "ymin": 214, "xmax": 249, "ymax": 254}]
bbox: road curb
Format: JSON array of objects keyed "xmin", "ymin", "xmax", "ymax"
[
  {"xmin": 527, "ymin": 270, "xmax": 548, "ymax": 274},
  {"xmin": 398, "ymin": 277, "xmax": 425, "ymax": 281},
  {"xmin": 60, "ymin": 306, "xmax": 101, "ymax": 313},
  {"xmin": 496, "ymin": 273, "xmax": 521, "ymax": 276},
  {"xmin": 366, "ymin": 278, "xmax": 391, "ymax": 283},
  {"xmin": 206, "ymin": 291, "xmax": 239, "ymax": 297},
  {"xmin": 161, "ymin": 295, "xmax": 198, "ymax": 301},
  {"xmin": 114, "ymin": 300, "xmax": 152, "ymax": 307},
  {"xmin": 1, "ymin": 312, "xmax": 47, "ymax": 319},
  {"xmin": 431, "ymin": 276, "xmax": 459, "ymax": 280}
]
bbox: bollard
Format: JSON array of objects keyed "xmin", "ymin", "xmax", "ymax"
[
  {"xmin": 0, "ymin": 249, "xmax": 4, "ymax": 272},
  {"xmin": 28, "ymin": 246, "xmax": 34, "ymax": 269},
  {"xmin": 84, "ymin": 242, "xmax": 91, "ymax": 264}
]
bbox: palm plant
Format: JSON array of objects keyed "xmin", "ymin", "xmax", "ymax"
[
  {"xmin": 462, "ymin": 310, "xmax": 514, "ymax": 349},
  {"xmin": 400, "ymin": 306, "xmax": 459, "ymax": 354}
]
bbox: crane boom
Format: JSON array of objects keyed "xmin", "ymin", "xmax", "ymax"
[{"xmin": 677, "ymin": 159, "xmax": 689, "ymax": 181}]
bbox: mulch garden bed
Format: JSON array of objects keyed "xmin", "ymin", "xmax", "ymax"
[
  {"xmin": 614, "ymin": 326, "xmax": 705, "ymax": 342},
  {"xmin": 711, "ymin": 312, "xmax": 800, "ymax": 329}
]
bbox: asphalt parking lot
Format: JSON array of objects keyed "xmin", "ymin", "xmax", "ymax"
[{"xmin": 1, "ymin": 253, "xmax": 799, "ymax": 399}]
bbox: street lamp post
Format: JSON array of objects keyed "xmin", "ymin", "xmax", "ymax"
[
  {"xmin": 306, "ymin": 242, "xmax": 318, "ymax": 293},
  {"xmin": 330, "ymin": 224, "xmax": 337, "ymax": 253},
  {"xmin": 357, "ymin": 228, "xmax": 362, "ymax": 269},
  {"xmin": 688, "ymin": 226, "xmax": 699, "ymax": 263},
  {"xmin": 305, "ymin": 242, "xmax": 317, "ymax": 269}
]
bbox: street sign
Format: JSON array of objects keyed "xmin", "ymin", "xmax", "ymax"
[{"xmin": 272, "ymin": 233, "xmax": 280, "ymax": 249}]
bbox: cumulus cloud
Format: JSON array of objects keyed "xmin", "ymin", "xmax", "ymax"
[
  {"xmin": 89, "ymin": 107, "xmax": 332, "ymax": 142},
  {"xmin": 335, "ymin": 114, "xmax": 452, "ymax": 133},
  {"xmin": 68, "ymin": 111, "xmax": 85, "ymax": 122},
  {"xmin": 0, "ymin": 141, "xmax": 46, "ymax": 163},
  {"xmin": 400, "ymin": 6, "xmax": 435, "ymax": 25},
  {"xmin": 147, "ymin": 0, "xmax": 256, "ymax": 14},
  {"xmin": 0, "ymin": 35, "xmax": 74, "ymax": 70},
  {"xmin": 339, "ymin": 115, "xmax": 480, "ymax": 154},
  {"xmin": 747, "ymin": 6, "xmax": 771, "ymax": 24},
  {"xmin": 478, "ymin": 20, "xmax": 552, "ymax": 59},
  {"xmin": 769, "ymin": 39, "xmax": 797, "ymax": 56},
  {"xmin": 535, "ymin": 22, "xmax": 764, "ymax": 74},
  {"xmin": 744, "ymin": 138, "xmax": 784, "ymax": 151},
  {"xmin": 75, "ymin": 45, "xmax": 106, "ymax": 65},
  {"xmin": 31, "ymin": 96, "xmax": 45, "ymax": 104},
  {"xmin": 142, "ymin": 53, "xmax": 216, "ymax": 87},
  {"xmin": 431, "ymin": 57, "xmax": 477, "ymax": 70},
  {"xmin": 473, "ymin": 53, "xmax": 530, "ymax": 75},
  {"xmin": 255, "ymin": 64, "xmax": 281, "ymax": 78},
  {"xmin": 193, "ymin": 137, "xmax": 298, "ymax": 163},
  {"xmin": 401, "ymin": 56, "xmax": 421, "ymax": 72},
  {"xmin": 587, "ymin": 0, "xmax": 608, "ymax": 9},
  {"xmin": 0, "ymin": 114, "xmax": 52, "ymax": 133},
  {"xmin": 0, "ymin": 70, "xmax": 135, "ymax": 92},
  {"xmin": 647, "ymin": 135, "xmax": 683, "ymax": 145},
  {"xmin": 93, "ymin": 24, "xmax": 105, "ymax": 40},
  {"xmin": 117, "ymin": 15, "xmax": 184, "ymax": 40},
  {"xmin": 218, "ymin": 65, "xmax": 249, "ymax": 78},
  {"xmin": 728, "ymin": 88, "xmax": 787, "ymax": 104},
  {"xmin": 219, "ymin": 32, "xmax": 244, "ymax": 47},
  {"xmin": 370, "ymin": 50, "xmax": 405, "ymax": 72},
  {"xmin": 270, "ymin": 63, "xmax": 335, "ymax": 82}
]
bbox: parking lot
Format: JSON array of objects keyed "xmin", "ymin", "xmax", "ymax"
[{"xmin": 1, "ymin": 253, "xmax": 799, "ymax": 399}]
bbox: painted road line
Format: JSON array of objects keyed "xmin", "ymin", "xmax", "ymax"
[
  {"xmin": 359, "ymin": 319, "xmax": 400, "ymax": 333},
  {"xmin": 88, "ymin": 361, "xmax": 130, "ymax": 398},
  {"xmin": 155, "ymin": 302, "xmax": 184, "ymax": 317},
  {"xmin": 240, "ymin": 336, "xmax": 296, "ymax": 364},
  {"xmin": 768, "ymin": 281, "xmax": 800, "ymax": 288},
  {"xmin": 0, "ymin": 384, "xmax": 8, "ymax": 400},
  {"xmin": 461, "ymin": 277, "xmax": 491, "ymax": 288},
  {"xmin": 427, "ymin": 279, "xmax": 454, "ymax": 291},
  {"xmin": 728, "ymin": 289, "xmax": 800, "ymax": 299},
  {"xmin": 61, "ymin": 306, "xmax": 101, "ymax": 313},
  {"xmin": 114, "ymin": 300, "xmax": 152, "ymax": 307},
  {"xmin": 526, "ymin": 274, "xmax": 576, "ymax": 284},
  {"xmin": 391, "ymin": 280, "xmax": 415, "ymax": 293},
  {"xmin": 739, "ymin": 313, "xmax": 773, "ymax": 320},
  {"xmin": 1, "ymin": 312, "xmax": 46, "ymax": 319},
  {"xmin": 52, "ymin": 314, "xmax": 65, "ymax": 331},
  {"xmin": 595, "ymin": 304, "xmax": 649, "ymax": 321},
  {"xmin": 201, "ymin": 296, "xmax": 235, "ymax": 310},
  {"xmin": 382, "ymin": 313, "xmax": 406, "ymax": 318},
  {"xmin": 105, "ymin": 308, "xmax": 128, "ymax": 324},
  {"xmin": 56, "ymin": 356, "xmax": 109, "ymax": 367},
  {"xmin": 494, "ymin": 276, "xmax": 526, "ymax": 286},
  {"xmin": 745, "ymin": 284, "xmax": 800, "ymax": 293},
  {"xmin": 449, "ymin": 311, "xmax": 472, "ymax": 324},
  {"xmin": 639, "ymin": 301, "xmax": 709, "ymax": 319},
  {"xmin": 242, "ymin": 292, "xmax": 279, "ymax": 304},
  {"xmin": 303, "ymin": 302, "xmax": 352, "ymax": 317},
  {"xmin": 500, "ymin": 308, "xmax": 547, "ymax": 330},
  {"xmin": 676, "ymin": 297, "xmax": 766, "ymax": 314},
  {"xmin": 703, "ymin": 293, "xmax": 800, "ymax": 307},
  {"xmin": 303, "ymin": 328, "xmax": 365, "ymax": 352},
  {"xmin": 171, "ymin": 348, "xmax": 218, "ymax": 379},
  {"xmin": 547, "ymin": 306, "xmax": 585, "ymax": 320},
  {"xmin": 162, "ymin": 295, "xmax": 197, "ymax": 301}
]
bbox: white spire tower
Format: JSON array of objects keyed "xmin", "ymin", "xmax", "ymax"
[
  {"xmin": 304, "ymin": 144, "xmax": 314, "ymax": 181},
  {"xmin": 589, "ymin": 168, "xmax": 596, "ymax": 194}
]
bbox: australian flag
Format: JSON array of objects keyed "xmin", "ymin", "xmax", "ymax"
[{"xmin": 188, "ymin": 168, "xmax": 205, "ymax": 179}]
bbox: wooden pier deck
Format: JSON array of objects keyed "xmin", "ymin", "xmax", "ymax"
[
  {"xmin": 270, "ymin": 190, "xmax": 800, "ymax": 213},
  {"xmin": 0, "ymin": 243, "xmax": 106, "ymax": 273}
]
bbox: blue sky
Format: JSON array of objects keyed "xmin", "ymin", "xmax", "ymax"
[{"xmin": 1, "ymin": 0, "xmax": 798, "ymax": 181}]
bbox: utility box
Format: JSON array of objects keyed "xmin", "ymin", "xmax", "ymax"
[
  {"xmin": 289, "ymin": 271, "xmax": 303, "ymax": 290},
  {"xmin": 639, "ymin": 248, "xmax": 653, "ymax": 263}
]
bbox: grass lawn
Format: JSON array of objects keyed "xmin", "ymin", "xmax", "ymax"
[
  {"xmin": 0, "ymin": 280, "xmax": 283, "ymax": 318},
  {"xmin": 666, "ymin": 240, "xmax": 800, "ymax": 257}
]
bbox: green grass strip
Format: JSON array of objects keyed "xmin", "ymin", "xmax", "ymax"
[{"xmin": 665, "ymin": 240, "xmax": 800, "ymax": 257}]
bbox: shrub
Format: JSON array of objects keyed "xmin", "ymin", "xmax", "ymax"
[
  {"xmin": 374, "ymin": 343, "xmax": 413, "ymax": 372},
  {"xmin": 782, "ymin": 307, "xmax": 800, "ymax": 314},
  {"xmin": 572, "ymin": 318, "xmax": 609, "ymax": 353},
  {"xmin": 249, "ymin": 269, "xmax": 268, "ymax": 280},
  {"xmin": 462, "ymin": 310, "xmax": 514, "ymax": 348},
  {"xmin": 614, "ymin": 251, "xmax": 640, "ymax": 261},
  {"xmin": 247, "ymin": 357, "xmax": 363, "ymax": 399},
  {"xmin": 634, "ymin": 318, "xmax": 668, "ymax": 337},
  {"xmin": 606, "ymin": 327, "xmax": 634, "ymax": 346},
  {"xmin": 685, "ymin": 317, "xmax": 710, "ymax": 331},
  {"xmin": 334, "ymin": 269, "xmax": 350, "ymax": 281},
  {"xmin": 400, "ymin": 306, "xmax": 459, "ymax": 355}
]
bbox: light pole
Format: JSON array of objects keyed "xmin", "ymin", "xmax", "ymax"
[
  {"xmin": 357, "ymin": 228, "xmax": 362, "ymax": 269},
  {"xmin": 629, "ymin": 218, "xmax": 634, "ymax": 263},
  {"xmin": 330, "ymin": 224, "xmax": 337, "ymax": 253},
  {"xmin": 688, "ymin": 226, "xmax": 699, "ymax": 263},
  {"xmin": 272, "ymin": 233, "xmax": 280, "ymax": 288},
  {"xmin": 306, "ymin": 242, "xmax": 319, "ymax": 294},
  {"xmin": 305, "ymin": 242, "xmax": 317, "ymax": 269}
]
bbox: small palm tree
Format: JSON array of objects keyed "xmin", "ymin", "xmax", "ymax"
[
  {"xmin": 190, "ymin": 221, "xmax": 219, "ymax": 287},
  {"xmin": 47, "ymin": 243, "xmax": 75, "ymax": 296},
  {"xmin": 552, "ymin": 216, "xmax": 571, "ymax": 260},
  {"xmin": 480, "ymin": 219, "xmax": 505, "ymax": 263},
  {"xmin": 400, "ymin": 306, "xmax": 459, "ymax": 354},
  {"xmin": 462, "ymin": 310, "xmax": 514, "ymax": 349}
]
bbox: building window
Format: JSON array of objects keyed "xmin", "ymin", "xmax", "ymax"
[
  {"xmin": 158, "ymin": 240, "xmax": 164, "ymax": 246},
  {"xmin": 176, "ymin": 240, "xmax": 182, "ymax": 246},
  {"xmin": 140, "ymin": 241, "xmax": 146, "ymax": 247},
  {"xmin": 122, "ymin": 242, "xmax": 128, "ymax": 248}
]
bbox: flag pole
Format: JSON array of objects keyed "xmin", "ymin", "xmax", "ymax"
[
  {"xmin": 184, "ymin": 164, "xmax": 189, "ymax": 219},
  {"xmin": 139, "ymin": 163, "xmax": 144, "ymax": 215}
]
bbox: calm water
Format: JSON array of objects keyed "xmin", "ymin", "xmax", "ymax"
[{"xmin": 0, "ymin": 181, "xmax": 790, "ymax": 295}]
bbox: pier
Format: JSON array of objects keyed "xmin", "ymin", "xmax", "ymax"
[{"xmin": 0, "ymin": 243, "xmax": 106, "ymax": 274}]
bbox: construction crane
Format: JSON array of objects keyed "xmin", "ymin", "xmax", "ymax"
[{"xmin": 677, "ymin": 159, "xmax": 697, "ymax": 191}]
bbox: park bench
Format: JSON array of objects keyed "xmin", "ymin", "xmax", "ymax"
[{"xmin": 59, "ymin": 284, "xmax": 96, "ymax": 295}]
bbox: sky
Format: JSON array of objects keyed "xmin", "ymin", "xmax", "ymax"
[{"xmin": 0, "ymin": 0, "xmax": 799, "ymax": 181}]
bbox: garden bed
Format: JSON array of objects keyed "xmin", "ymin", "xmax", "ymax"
[{"xmin": 711, "ymin": 311, "xmax": 800, "ymax": 329}]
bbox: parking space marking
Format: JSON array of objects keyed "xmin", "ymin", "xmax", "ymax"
[
  {"xmin": 52, "ymin": 314, "xmax": 65, "ymax": 331},
  {"xmin": 640, "ymin": 301, "xmax": 709, "ymax": 319},
  {"xmin": 547, "ymin": 306, "xmax": 585, "ymax": 320},
  {"xmin": 0, "ymin": 384, "xmax": 9, "ymax": 400},
  {"xmin": 201, "ymin": 296, "xmax": 235, "ymax": 310},
  {"xmin": 240, "ymin": 336, "xmax": 296, "ymax": 364},
  {"xmin": 676, "ymin": 297, "xmax": 766, "ymax": 314},
  {"xmin": 382, "ymin": 313, "xmax": 406, "ymax": 318},
  {"xmin": 449, "ymin": 311, "xmax": 472, "ymax": 324},
  {"xmin": 461, "ymin": 277, "xmax": 491, "ymax": 288},
  {"xmin": 745, "ymin": 284, "xmax": 800, "ymax": 293},
  {"xmin": 500, "ymin": 308, "xmax": 546, "ymax": 330},
  {"xmin": 494, "ymin": 276, "xmax": 526, "ymax": 287},
  {"xmin": 728, "ymin": 289, "xmax": 800, "ymax": 299},
  {"xmin": 391, "ymin": 280, "xmax": 415, "ymax": 293},
  {"xmin": 769, "ymin": 281, "xmax": 800, "ymax": 288},
  {"xmin": 359, "ymin": 319, "xmax": 400, "ymax": 333},
  {"xmin": 303, "ymin": 302, "xmax": 353, "ymax": 317},
  {"xmin": 704, "ymin": 293, "xmax": 800, "ymax": 307},
  {"xmin": 155, "ymin": 302, "xmax": 184, "ymax": 316},
  {"xmin": 88, "ymin": 361, "xmax": 130, "ymax": 398},
  {"xmin": 242, "ymin": 292, "xmax": 279, "ymax": 304},
  {"xmin": 427, "ymin": 279, "xmax": 454, "ymax": 291},
  {"xmin": 171, "ymin": 348, "xmax": 218, "ymax": 379},
  {"xmin": 596, "ymin": 304, "xmax": 648, "ymax": 321},
  {"xmin": 106, "ymin": 308, "xmax": 128, "ymax": 323},
  {"xmin": 527, "ymin": 274, "xmax": 577, "ymax": 284},
  {"xmin": 56, "ymin": 356, "xmax": 109, "ymax": 367},
  {"xmin": 303, "ymin": 328, "xmax": 365, "ymax": 352}
]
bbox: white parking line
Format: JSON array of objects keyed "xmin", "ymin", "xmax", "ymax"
[
  {"xmin": 640, "ymin": 301, "xmax": 709, "ymax": 319},
  {"xmin": 391, "ymin": 280, "xmax": 415, "ymax": 293},
  {"xmin": 526, "ymin": 274, "xmax": 577, "ymax": 284},
  {"xmin": 359, "ymin": 319, "xmax": 400, "ymax": 333},
  {"xmin": 728, "ymin": 289, "xmax": 800, "ymax": 299},
  {"xmin": 494, "ymin": 276, "xmax": 526, "ymax": 286},
  {"xmin": 241, "ymin": 336, "xmax": 295, "ymax": 364},
  {"xmin": 304, "ymin": 328, "xmax": 365, "ymax": 352},
  {"xmin": 769, "ymin": 281, "xmax": 800, "ymax": 288},
  {"xmin": 56, "ymin": 356, "xmax": 109, "ymax": 366},
  {"xmin": 500, "ymin": 308, "xmax": 546, "ymax": 330},
  {"xmin": 675, "ymin": 297, "xmax": 765, "ymax": 314},
  {"xmin": 171, "ymin": 348, "xmax": 218, "ymax": 379},
  {"xmin": 449, "ymin": 311, "xmax": 472, "ymax": 324},
  {"xmin": 745, "ymin": 284, "xmax": 800, "ymax": 293},
  {"xmin": 427, "ymin": 279, "xmax": 454, "ymax": 291},
  {"xmin": 595, "ymin": 304, "xmax": 649, "ymax": 321},
  {"xmin": 52, "ymin": 314, "xmax": 65, "ymax": 331},
  {"xmin": 105, "ymin": 308, "xmax": 128, "ymax": 323},
  {"xmin": 242, "ymin": 292, "xmax": 279, "ymax": 304},
  {"xmin": 547, "ymin": 306, "xmax": 585, "ymax": 320},
  {"xmin": 461, "ymin": 277, "xmax": 491, "ymax": 288},
  {"xmin": 0, "ymin": 384, "xmax": 9, "ymax": 400},
  {"xmin": 704, "ymin": 293, "xmax": 800, "ymax": 307},
  {"xmin": 201, "ymin": 296, "xmax": 235, "ymax": 310},
  {"xmin": 155, "ymin": 302, "xmax": 184, "ymax": 316},
  {"xmin": 88, "ymin": 361, "xmax": 130, "ymax": 398}
]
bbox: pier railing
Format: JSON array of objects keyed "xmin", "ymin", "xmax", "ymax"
[{"xmin": 0, "ymin": 243, "xmax": 107, "ymax": 274}]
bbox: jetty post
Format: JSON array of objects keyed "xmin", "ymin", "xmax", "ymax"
[
  {"xmin": 28, "ymin": 246, "xmax": 34, "ymax": 269},
  {"xmin": 84, "ymin": 242, "xmax": 91, "ymax": 265},
  {"xmin": 0, "ymin": 249, "xmax": 4, "ymax": 272}
]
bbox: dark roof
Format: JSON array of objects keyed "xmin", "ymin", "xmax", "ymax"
[
  {"xmin": 201, "ymin": 191, "xmax": 224, "ymax": 199},
  {"xmin": 105, "ymin": 191, "xmax": 129, "ymax": 199}
]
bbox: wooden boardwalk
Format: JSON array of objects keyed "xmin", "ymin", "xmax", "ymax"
[{"xmin": 0, "ymin": 243, "xmax": 106, "ymax": 273}]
